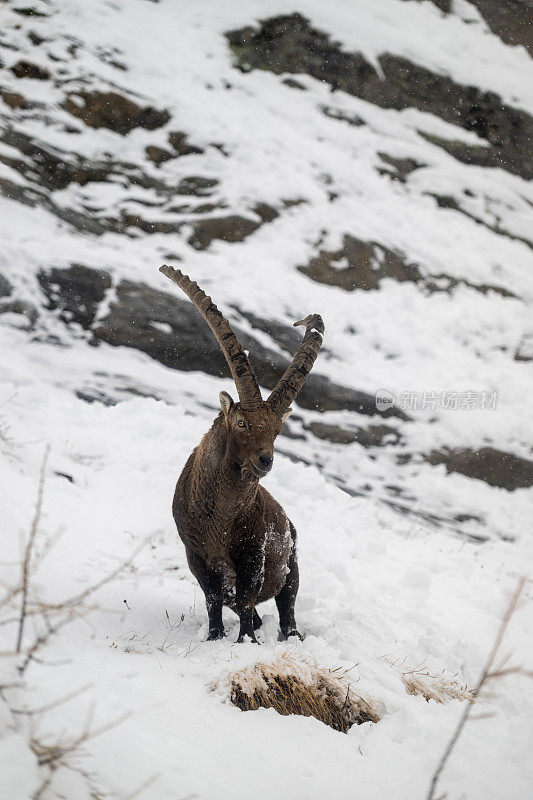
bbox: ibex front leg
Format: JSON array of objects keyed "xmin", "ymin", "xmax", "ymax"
[
  {"xmin": 186, "ymin": 550, "xmax": 224, "ymax": 640},
  {"xmin": 234, "ymin": 544, "xmax": 265, "ymax": 643}
]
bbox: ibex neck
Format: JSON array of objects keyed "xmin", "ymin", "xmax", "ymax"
[{"xmin": 190, "ymin": 415, "xmax": 258, "ymax": 516}]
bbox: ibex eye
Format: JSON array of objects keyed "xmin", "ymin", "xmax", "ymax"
[{"xmin": 237, "ymin": 420, "xmax": 246, "ymax": 428}]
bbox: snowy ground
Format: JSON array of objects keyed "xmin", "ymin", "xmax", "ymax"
[{"xmin": 1, "ymin": 1, "xmax": 532, "ymax": 798}]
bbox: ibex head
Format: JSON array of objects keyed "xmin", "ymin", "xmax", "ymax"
[
  {"xmin": 217, "ymin": 390, "xmax": 288, "ymax": 478},
  {"xmin": 159, "ymin": 265, "xmax": 324, "ymax": 478}
]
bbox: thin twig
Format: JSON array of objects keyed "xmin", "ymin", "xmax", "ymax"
[
  {"xmin": 426, "ymin": 576, "xmax": 527, "ymax": 800},
  {"xmin": 35, "ymin": 536, "xmax": 151, "ymax": 612},
  {"xmin": 18, "ymin": 609, "xmax": 84, "ymax": 675},
  {"xmin": 16, "ymin": 445, "xmax": 50, "ymax": 653},
  {"xmin": 10, "ymin": 684, "xmax": 91, "ymax": 716},
  {"xmin": 33, "ymin": 709, "xmax": 130, "ymax": 765},
  {"xmin": 120, "ymin": 773, "xmax": 160, "ymax": 800}
]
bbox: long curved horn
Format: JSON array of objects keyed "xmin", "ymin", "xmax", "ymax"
[
  {"xmin": 159, "ymin": 265, "xmax": 263, "ymax": 410},
  {"xmin": 267, "ymin": 313, "xmax": 325, "ymax": 418}
]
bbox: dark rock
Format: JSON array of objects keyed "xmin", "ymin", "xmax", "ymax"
[
  {"xmin": 188, "ymin": 214, "xmax": 263, "ymax": 250},
  {"xmin": 0, "ymin": 272, "xmax": 12, "ymax": 298},
  {"xmin": 144, "ymin": 133, "xmax": 206, "ymax": 168},
  {"xmin": 109, "ymin": 213, "xmax": 182, "ymax": 235},
  {"xmin": 168, "ymin": 131, "xmax": 204, "ymax": 156},
  {"xmin": 321, "ymin": 105, "xmax": 365, "ymax": 127},
  {"xmin": 233, "ymin": 305, "xmax": 334, "ymax": 360},
  {"xmin": 11, "ymin": 60, "xmax": 50, "ymax": 80},
  {"xmin": 1, "ymin": 90, "xmax": 29, "ymax": 109},
  {"xmin": 282, "ymin": 77, "xmax": 307, "ymax": 90},
  {"xmin": 186, "ymin": 203, "xmax": 278, "ymax": 249},
  {"xmin": 12, "ymin": 6, "xmax": 48, "ymax": 17},
  {"xmin": 0, "ymin": 128, "xmax": 202, "ymax": 234},
  {"xmin": 298, "ymin": 234, "xmax": 422, "ymax": 291},
  {"xmin": 0, "ymin": 299, "xmax": 39, "ymax": 329},
  {"xmin": 176, "ymin": 176, "xmax": 218, "ymax": 196},
  {"xmin": 425, "ymin": 447, "xmax": 533, "ymax": 491},
  {"xmin": 28, "ymin": 30, "xmax": 47, "ymax": 45},
  {"xmin": 424, "ymin": 190, "xmax": 533, "ymax": 252},
  {"xmin": 47, "ymin": 203, "xmax": 109, "ymax": 235},
  {"xmin": 0, "ymin": 128, "xmax": 115, "ymax": 192},
  {"xmin": 377, "ymin": 152, "xmax": 425, "ymax": 182},
  {"xmin": 454, "ymin": 512, "xmax": 483, "ymax": 524},
  {"xmin": 189, "ymin": 204, "xmax": 276, "ymax": 249},
  {"xmin": 253, "ymin": 202, "xmax": 279, "ymax": 223},
  {"xmin": 467, "ymin": 0, "xmax": 533, "ymax": 55},
  {"xmin": 0, "ymin": 127, "xmax": 227, "ymax": 237},
  {"xmin": 418, "ymin": 131, "xmax": 496, "ymax": 171},
  {"xmin": 166, "ymin": 201, "xmax": 226, "ymax": 215},
  {"xmin": 279, "ymin": 419, "xmax": 307, "ymax": 440},
  {"xmin": 424, "ymin": 272, "xmax": 516, "ymax": 298},
  {"xmin": 227, "ymin": 14, "xmax": 533, "ymax": 180},
  {"xmin": 96, "ymin": 47, "xmax": 127, "ymax": 72},
  {"xmin": 300, "ymin": 374, "xmax": 407, "ymax": 418},
  {"xmin": 63, "ymin": 90, "xmax": 171, "ymax": 135},
  {"xmin": 305, "ymin": 421, "xmax": 400, "ymax": 446},
  {"xmin": 38, "ymin": 264, "xmax": 111, "ymax": 329},
  {"xmin": 514, "ymin": 335, "xmax": 533, "ymax": 362},
  {"xmin": 233, "ymin": 306, "xmax": 305, "ymax": 356},
  {"xmin": 145, "ymin": 145, "xmax": 175, "ymax": 165},
  {"xmin": 282, "ymin": 198, "xmax": 307, "ymax": 209},
  {"xmin": 0, "ymin": 171, "xmax": 111, "ymax": 235},
  {"xmin": 299, "ymin": 232, "xmax": 518, "ymax": 296},
  {"xmin": 92, "ymin": 278, "xmax": 407, "ymax": 419},
  {"xmin": 92, "ymin": 278, "xmax": 280, "ymax": 378},
  {"xmin": 75, "ymin": 388, "xmax": 117, "ymax": 406},
  {"xmin": 210, "ymin": 142, "xmax": 230, "ymax": 156}
]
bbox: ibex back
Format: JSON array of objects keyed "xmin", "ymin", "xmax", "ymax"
[{"xmin": 159, "ymin": 265, "xmax": 324, "ymax": 642}]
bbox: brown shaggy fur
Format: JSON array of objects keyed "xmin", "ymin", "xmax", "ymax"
[
  {"xmin": 159, "ymin": 265, "xmax": 325, "ymax": 643},
  {"xmin": 226, "ymin": 653, "xmax": 380, "ymax": 733}
]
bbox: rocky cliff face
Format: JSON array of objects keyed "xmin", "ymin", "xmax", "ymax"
[{"xmin": 1, "ymin": 0, "xmax": 532, "ymax": 540}]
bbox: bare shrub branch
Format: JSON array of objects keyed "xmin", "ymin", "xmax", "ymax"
[
  {"xmin": 119, "ymin": 773, "xmax": 160, "ymax": 800},
  {"xmin": 32, "ymin": 706, "xmax": 130, "ymax": 767},
  {"xmin": 10, "ymin": 684, "xmax": 91, "ymax": 716},
  {"xmin": 426, "ymin": 576, "xmax": 528, "ymax": 800},
  {"xmin": 1, "ymin": 445, "xmax": 153, "ymax": 800},
  {"xmin": 16, "ymin": 445, "xmax": 50, "ymax": 653}
]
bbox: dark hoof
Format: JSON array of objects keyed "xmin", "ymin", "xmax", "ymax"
[
  {"xmin": 207, "ymin": 628, "xmax": 224, "ymax": 641},
  {"xmin": 237, "ymin": 632, "xmax": 259, "ymax": 644},
  {"xmin": 281, "ymin": 629, "xmax": 303, "ymax": 641}
]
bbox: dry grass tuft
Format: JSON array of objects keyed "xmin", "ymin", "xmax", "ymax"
[
  {"xmin": 226, "ymin": 652, "xmax": 380, "ymax": 733},
  {"xmin": 401, "ymin": 668, "xmax": 473, "ymax": 704}
]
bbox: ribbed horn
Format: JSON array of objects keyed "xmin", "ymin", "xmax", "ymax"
[
  {"xmin": 267, "ymin": 313, "xmax": 324, "ymax": 418},
  {"xmin": 159, "ymin": 265, "xmax": 263, "ymax": 410}
]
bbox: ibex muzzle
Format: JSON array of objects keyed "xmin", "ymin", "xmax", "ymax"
[{"xmin": 159, "ymin": 265, "xmax": 324, "ymax": 643}]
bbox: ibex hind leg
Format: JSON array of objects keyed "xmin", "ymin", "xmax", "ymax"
[
  {"xmin": 275, "ymin": 522, "xmax": 302, "ymax": 641},
  {"xmin": 186, "ymin": 549, "xmax": 224, "ymax": 641}
]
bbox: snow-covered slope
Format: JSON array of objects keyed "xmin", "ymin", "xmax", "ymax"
[{"xmin": 1, "ymin": 1, "xmax": 532, "ymax": 799}]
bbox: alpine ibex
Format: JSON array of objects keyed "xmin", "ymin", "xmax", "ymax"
[{"xmin": 159, "ymin": 265, "xmax": 324, "ymax": 643}]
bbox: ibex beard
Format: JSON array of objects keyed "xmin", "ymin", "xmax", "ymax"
[{"xmin": 159, "ymin": 265, "xmax": 324, "ymax": 643}]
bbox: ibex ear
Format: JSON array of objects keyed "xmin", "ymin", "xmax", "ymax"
[
  {"xmin": 219, "ymin": 391, "xmax": 234, "ymax": 417},
  {"xmin": 281, "ymin": 408, "xmax": 293, "ymax": 423}
]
